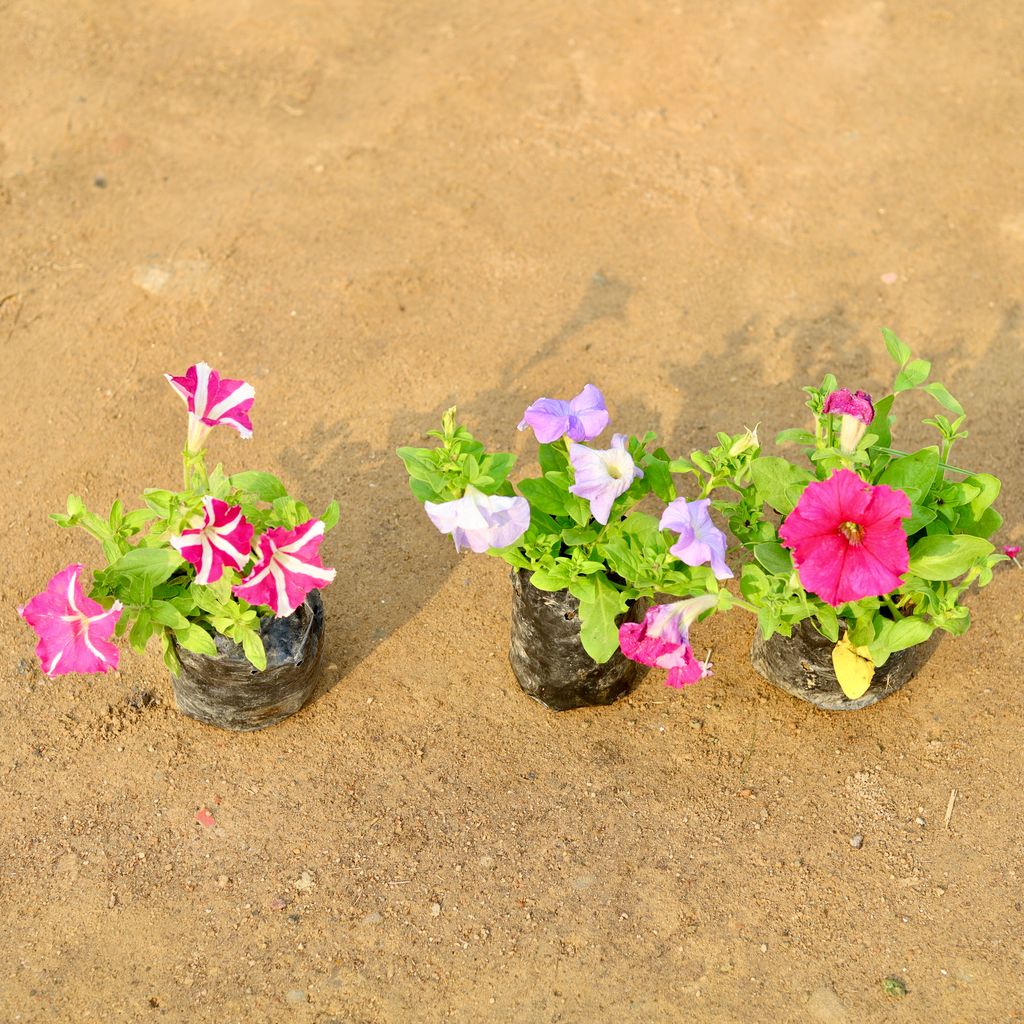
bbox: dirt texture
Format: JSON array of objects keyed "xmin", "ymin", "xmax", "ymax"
[{"xmin": 2, "ymin": 2, "xmax": 1023, "ymax": 1022}]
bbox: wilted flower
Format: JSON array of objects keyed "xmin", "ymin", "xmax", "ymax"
[
  {"xmin": 233, "ymin": 519, "xmax": 336, "ymax": 618},
  {"xmin": 518, "ymin": 384, "xmax": 609, "ymax": 444},
  {"xmin": 1003, "ymin": 545, "xmax": 1021, "ymax": 561},
  {"xmin": 660, "ymin": 498, "xmax": 733, "ymax": 580},
  {"xmin": 18, "ymin": 564, "xmax": 123, "ymax": 677},
  {"xmin": 779, "ymin": 468, "xmax": 910, "ymax": 607},
  {"xmin": 728, "ymin": 425, "xmax": 760, "ymax": 457},
  {"xmin": 823, "ymin": 388, "xmax": 875, "ymax": 453},
  {"xmin": 424, "ymin": 485, "xmax": 531, "ymax": 553},
  {"xmin": 166, "ymin": 362, "xmax": 255, "ymax": 453},
  {"xmin": 171, "ymin": 497, "xmax": 255, "ymax": 585},
  {"xmin": 568, "ymin": 434, "xmax": 643, "ymax": 525},
  {"xmin": 619, "ymin": 595, "xmax": 717, "ymax": 688}
]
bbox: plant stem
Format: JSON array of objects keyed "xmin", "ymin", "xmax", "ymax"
[{"xmin": 875, "ymin": 446, "xmax": 973, "ymax": 476}]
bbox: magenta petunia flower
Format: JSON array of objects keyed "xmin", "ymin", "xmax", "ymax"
[
  {"xmin": 1004, "ymin": 545, "xmax": 1021, "ymax": 560},
  {"xmin": 233, "ymin": 519, "xmax": 336, "ymax": 618},
  {"xmin": 568, "ymin": 434, "xmax": 643, "ymax": 525},
  {"xmin": 619, "ymin": 595, "xmax": 717, "ymax": 688},
  {"xmin": 660, "ymin": 498, "xmax": 733, "ymax": 580},
  {"xmin": 165, "ymin": 362, "xmax": 255, "ymax": 453},
  {"xmin": 823, "ymin": 388, "xmax": 875, "ymax": 453},
  {"xmin": 18, "ymin": 564, "xmax": 123, "ymax": 677},
  {"xmin": 518, "ymin": 384, "xmax": 609, "ymax": 444},
  {"xmin": 171, "ymin": 497, "xmax": 255, "ymax": 585},
  {"xmin": 424, "ymin": 484, "xmax": 530, "ymax": 553},
  {"xmin": 778, "ymin": 469, "xmax": 911, "ymax": 607}
]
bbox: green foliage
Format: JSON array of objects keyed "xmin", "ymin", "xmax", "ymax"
[{"xmin": 53, "ymin": 449, "xmax": 336, "ymax": 672}]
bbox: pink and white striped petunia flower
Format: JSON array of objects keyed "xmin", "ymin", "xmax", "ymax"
[
  {"xmin": 170, "ymin": 497, "xmax": 255, "ymax": 585},
  {"xmin": 18, "ymin": 564, "xmax": 123, "ymax": 677},
  {"xmin": 165, "ymin": 362, "xmax": 255, "ymax": 452},
  {"xmin": 232, "ymin": 519, "xmax": 336, "ymax": 618}
]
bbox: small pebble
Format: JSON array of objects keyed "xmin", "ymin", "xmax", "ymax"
[
  {"xmin": 430, "ymin": 902, "xmax": 441, "ymax": 917},
  {"xmin": 915, "ymin": 816, "xmax": 926, "ymax": 826},
  {"xmin": 850, "ymin": 834, "xmax": 864, "ymax": 849},
  {"xmin": 94, "ymin": 176, "xmax": 107, "ymax": 188}
]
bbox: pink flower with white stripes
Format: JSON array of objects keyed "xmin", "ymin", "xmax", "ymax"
[
  {"xmin": 232, "ymin": 519, "xmax": 336, "ymax": 618},
  {"xmin": 170, "ymin": 497, "xmax": 255, "ymax": 585},
  {"xmin": 18, "ymin": 564, "xmax": 123, "ymax": 677},
  {"xmin": 165, "ymin": 362, "xmax": 255, "ymax": 452}
]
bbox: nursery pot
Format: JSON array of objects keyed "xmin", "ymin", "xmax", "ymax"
[
  {"xmin": 508, "ymin": 568, "xmax": 648, "ymax": 711},
  {"xmin": 749, "ymin": 617, "xmax": 939, "ymax": 711},
  {"xmin": 170, "ymin": 591, "xmax": 325, "ymax": 731}
]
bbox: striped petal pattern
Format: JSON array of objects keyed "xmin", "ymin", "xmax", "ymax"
[
  {"xmin": 18, "ymin": 564, "xmax": 123, "ymax": 677},
  {"xmin": 165, "ymin": 361, "xmax": 255, "ymax": 452},
  {"xmin": 171, "ymin": 497, "xmax": 255, "ymax": 584},
  {"xmin": 232, "ymin": 519, "xmax": 336, "ymax": 618}
]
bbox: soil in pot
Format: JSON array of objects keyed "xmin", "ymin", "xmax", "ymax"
[
  {"xmin": 170, "ymin": 591, "xmax": 325, "ymax": 730},
  {"xmin": 508, "ymin": 568, "xmax": 648, "ymax": 711},
  {"xmin": 750, "ymin": 616, "xmax": 940, "ymax": 711}
]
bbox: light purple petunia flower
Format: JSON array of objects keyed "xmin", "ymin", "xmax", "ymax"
[
  {"xmin": 568, "ymin": 434, "xmax": 643, "ymax": 525},
  {"xmin": 424, "ymin": 485, "xmax": 531, "ymax": 553},
  {"xmin": 165, "ymin": 361, "xmax": 255, "ymax": 453},
  {"xmin": 660, "ymin": 498, "xmax": 733, "ymax": 580},
  {"xmin": 518, "ymin": 384, "xmax": 609, "ymax": 444}
]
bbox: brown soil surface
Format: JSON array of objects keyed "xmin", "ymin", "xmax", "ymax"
[{"xmin": 2, "ymin": 3, "xmax": 1023, "ymax": 1021}]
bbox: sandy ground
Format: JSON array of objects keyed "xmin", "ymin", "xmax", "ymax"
[{"xmin": 2, "ymin": 2, "xmax": 1023, "ymax": 1021}]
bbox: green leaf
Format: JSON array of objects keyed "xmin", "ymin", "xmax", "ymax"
[
  {"xmin": 894, "ymin": 358, "xmax": 931, "ymax": 393},
  {"xmin": 129, "ymin": 610, "xmax": 155, "ymax": 654},
  {"xmin": 753, "ymin": 542, "xmax": 793, "ymax": 575},
  {"xmin": 881, "ymin": 327, "xmax": 911, "ymax": 367},
  {"xmin": 231, "ymin": 471, "xmax": 288, "ymax": 502},
  {"xmin": 908, "ymin": 534, "xmax": 995, "ymax": 581},
  {"xmin": 876, "ymin": 447, "xmax": 940, "ymax": 504},
  {"xmin": 149, "ymin": 600, "xmax": 191, "ymax": 630},
  {"xmin": 161, "ymin": 630, "xmax": 181, "ymax": 676},
  {"xmin": 107, "ymin": 547, "xmax": 182, "ymax": 587},
  {"xmin": 528, "ymin": 565, "xmax": 573, "ymax": 591},
  {"xmin": 239, "ymin": 629, "xmax": 267, "ymax": 671},
  {"xmin": 869, "ymin": 617, "xmax": 934, "ymax": 666},
  {"xmin": 775, "ymin": 428, "xmax": 815, "ymax": 447},
  {"xmin": 321, "ymin": 500, "xmax": 340, "ymax": 531},
  {"xmin": 143, "ymin": 489, "xmax": 176, "ymax": 514},
  {"xmin": 814, "ymin": 605, "xmax": 839, "ymax": 643},
  {"xmin": 921, "ymin": 381, "xmax": 964, "ymax": 416},
  {"xmin": 174, "ymin": 623, "xmax": 219, "ymax": 657},
  {"xmin": 904, "ymin": 505, "xmax": 936, "ymax": 534},
  {"xmin": 749, "ymin": 457, "xmax": 813, "ymax": 515},
  {"xmin": 537, "ymin": 443, "xmax": 566, "ymax": 477},
  {"xmin": 518, "ymin": 477, "xmax": 569, "ymax": 517},
  {"xmin": 577, "ymin": 574, "xmax": 629, "ymax": 664}
]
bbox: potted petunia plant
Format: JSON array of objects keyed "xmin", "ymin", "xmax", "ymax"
[
  {"xmin": 17, "ymin": 363, "xmax": 338, "ymax": 731},
  {"xmin": 398, "ymin": 388, "xmax": 740, "ymax": 710},
  {"xmin": 670, "ymin": 329, "xmax": 1007, "ymax": 709}
]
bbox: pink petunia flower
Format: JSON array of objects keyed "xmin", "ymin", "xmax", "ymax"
[
  {"xmin": 778, "ymin": 469, "xmax": 911, "ymax": 607},
  {"xmin": 165, "ymin": 362, "xmax": 255, "ymax": 453},
  {"xmin": 823, "ymin": 388, "xmax": 875, "ymax": 453},
  {"xmin": 233, "ymin": 519, "xmax": 336, "ymax": 618},
  {"xmin": 619, "ymin": 595, "xmax": 717, "ymax": 688},
  {"xmin": 171, "ymin": 497, "xmax": 255, "ymax": 585},
  {"xmin": 424, "ymin": 485, "xmax": 531, "ymax": 553},
  {"xmin": 18, "ymin": 564, "xmax": 123, "ymax": 677},
  {"xmin": 518, "ymin": 384, "xmax": 609, "ymax": 444},
  {"xmin": 1004, "ymin": 545, "xmax": 1021, "ymax": 561}
]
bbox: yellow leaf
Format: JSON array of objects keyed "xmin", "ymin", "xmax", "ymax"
[{"xmin": 832, "ymin": 633, "xmax": 875, "ymax": 700}]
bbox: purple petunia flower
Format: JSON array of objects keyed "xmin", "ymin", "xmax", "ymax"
[
  {"xmin": 660, "ymin": 498, "xmax": 733, "ymax": 580},
  {"xmin": 424, "ymin": 485, "xmax": 531, "ymax": 553},
  {"xmin": 518, "ymin": 384, "xmax": 609, "ymax": 444},
  {"xmin": 568, "ymin": 434, "xmax": 643, "ymax": 525}
]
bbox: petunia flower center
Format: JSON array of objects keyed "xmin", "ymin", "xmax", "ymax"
[
  {"xmin": 606, "ymin": 464, "xmax": 622, "ymax": 479},
  {"xmin": 839, "ymin": 520, "xmax": 864, "ymax": 545}
]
